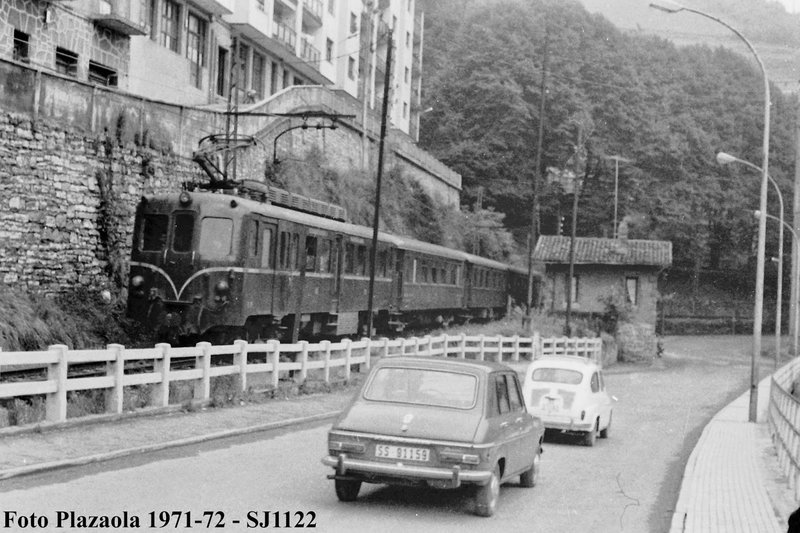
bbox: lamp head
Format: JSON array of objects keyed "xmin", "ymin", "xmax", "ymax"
[
  {"xmin": 716, "ymin": 152, "xmax": 739, "ymax": 166},
  {"xmin": 649, "ymin": 1, "xmax": 684, "ymax": 13}
]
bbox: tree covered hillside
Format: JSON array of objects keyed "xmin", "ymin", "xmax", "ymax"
[{"xmin": 418, "ymin": 0, "xmax": 798, "ymax": 276}]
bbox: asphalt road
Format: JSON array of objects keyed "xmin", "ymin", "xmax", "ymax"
[{"xmin": 0, "ymin": 336, "xmax": 759, "ymax": 532}]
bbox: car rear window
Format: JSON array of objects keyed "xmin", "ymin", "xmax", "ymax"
[
  {"xmin": 531, "ymin": 368, "xmax": 583, "ymax": 385},
  {"xmin": 365, "ymin": 367, "xmax": 477, "ymax": 409}
]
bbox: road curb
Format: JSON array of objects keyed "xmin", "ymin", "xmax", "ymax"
[{"xmin": 0, "ymin": 410, "xmax": 341, "ymax": 481}]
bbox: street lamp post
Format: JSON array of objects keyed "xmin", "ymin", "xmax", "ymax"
[
  {"xmin": 718, "ymin": 152, "xmax": 784, "ymax": 369},
  {"xmin": 651, "ymin": 1, "xmax": 771, "ymax": 423},
  {"xmin": 756, "ymin": 210, "xmax": 800, "ymax": 359}
]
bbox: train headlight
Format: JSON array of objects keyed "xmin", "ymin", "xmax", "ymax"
[
  {"xmin": 214, "ymin": 280, "xmax": 230, "ymax": 295},
  {"xmin": 131, "ymin": 275, "xmax": 145, "ymax": 288},
  {"xmin": 178, "ymin": 191, "xmax": 192, "ymax": 206}
]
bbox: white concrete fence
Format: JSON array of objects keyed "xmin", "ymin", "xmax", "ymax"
[
  {"xmin": 768, "ymin": 358, "xmax": 800, "ymax": 500},
  {"xmin": 0, "ymin": 333, "xmax": 602, "ymax": 425}
]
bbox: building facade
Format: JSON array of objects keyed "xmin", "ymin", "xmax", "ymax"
[
  {"xmin": 533, "ymin": 235, "xmax": 673, "ymax": 327},
  {"xmin": 0, "ymin": 0, "xmax": 423, "ymax": 137}
]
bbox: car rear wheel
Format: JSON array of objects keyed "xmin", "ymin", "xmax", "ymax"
[
  {"xmin": 583, "ymin": 420, "xmax": 598, "ymax": 447},
  {"xmin": 474, "ymin": 465, "xmax": 501, "ymax": 517},
  {"xmin": 520, "ymin": 445, "xmax": 541, "ymax": 488},
  {"xmin": 599, "ymin": 413, "xmax": 612, "ymax": 439},
  {"xmin": 335, "ymin": 479, "xmax": 362, "ymax": 502}
]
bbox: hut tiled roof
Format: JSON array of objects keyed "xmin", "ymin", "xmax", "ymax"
[{"xmin": 533, "ymin": 235, "xmax": 672, "ymax": 267}]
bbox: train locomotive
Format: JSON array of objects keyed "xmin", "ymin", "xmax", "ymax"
[{"xmin": 127, "ymin": 180, "xmax": 532, "ymax": 345}]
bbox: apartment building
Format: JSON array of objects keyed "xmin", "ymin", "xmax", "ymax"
[{"xmin": 0, "ymin": 0, "xmax": 423, "ymax": 136}]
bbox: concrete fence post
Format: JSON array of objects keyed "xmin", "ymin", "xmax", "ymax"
[
  {"xmin": 322, "ymin": 340, "xmax": 331, "ymax": 383},
  {"xmin": 423, "ymin": 335, "xmax": 431, "ymax": 356},
  {"xmin": 106, "ymin": 344, "xmax": 125, "ymax": 414},
  {"xmin": 344, "ymin": 338, "xmax": 352, "ymax": 382},
  {"xmin": 512, "ymin": 335, "xmax": 520, "ymax": 362},
  {"xmin": 460, "ymin": 333, "xmax": 467, "ymax": 359},
  {"xmin": 153, "ymin": 343, "xmax": 171, "ymax": 407},
  {"xmin": 270, "ymin": 341, "xmax": 280, "ymax": 389},
  {"xmin": 299, "ymin": 340, "xmax": 309, "ymax": 382},
  {"xmin": 196, "ymin": 342, "xmax": 212, "ymax": 400},
  {"xmin": 46, "ymin": 344, "xmax": 68, "ymax": 423},
  {"xmin": 477, "ymin": 335, "xmax": 485, "ymax": 362},
  {"xmin": 234, "ymin": 340, "xmax": 248, "ymax": 393},
  {"xmin": 533, "ymin": 331, "xmax": 541, "ymax": 359},
  {"xmin": 382, "ymin": 337, "xmax": 389, "ymax": 359},
  {"xmin": 362, "ymin": 337, "xmax": 372, "ymax": 370}
]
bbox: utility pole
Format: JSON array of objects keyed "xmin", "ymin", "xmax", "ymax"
[
  {"xmin": 360, "ymin": 1, "xmax": 374, "ymax": 171},
  {"xmin": 527, "ymin": 27, "xmax": 549, "ymax": 316},
  {"xmin": 565, "ymin": 125, "xmax": 585, "ymax": 337},
  {"xmin": 791, "ymin": 83, "xmax": 800, "ymax": 355},
  {"xmin": 366, "ymin": 28, "xmax": 393, "ymax": 337}
]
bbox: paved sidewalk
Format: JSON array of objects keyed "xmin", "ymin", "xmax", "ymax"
[{"xmin": 668, "ymin": 374, "xmax": 791, "ymax": 533}]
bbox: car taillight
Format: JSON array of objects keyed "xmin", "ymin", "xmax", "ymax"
[
  {"xmin": 439, "ymin": 449, "xmax": 480, "ymax": 465},
  {"xmin": 329, "ymin": 440, "xmax": 366, "ymax": 454}
]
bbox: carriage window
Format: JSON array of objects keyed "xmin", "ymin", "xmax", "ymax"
[
  {"xmin": 261, "ymin": 228, "xmax": 272, "ymax": 268},
  {"xmin": 356, "ymin": 245, "xmax": 367, "ymax": 275},
  {"xmin": 378, "ymin": 249, "xmax": 388, "ymax": 277},
  {"xmin": 198, "ymin": 217, "xmax": 232, "ymax": 259},
  {"xmin": 319, "ymin": 239, "xmax": 331, "ymax": 273},
  {"xmin": 345, "ymin": 243, "xmax": 355, "ymax": 273},
  {"xmin": 305, "ymin": 235, "xmax": 317, "ymax": 271},
  {"xmin": 173, "ymin": 213, "xmax": 194, "ymax": 252},
  {"xmin": 290, "ymin": 233, "xmax": 299, "ymax": 270},
  {"xmin": 140, "ymin": 214, "xmax": 168, "ymax": 251},
  {"xmin": 456, "ymin": 266, "xmax": 461, "ymax": 286},
  {"xmin": 279, "ymin": 232, "xmax": 289, "ymax": 268},
  {"xmin": 249, "ymin": 221, "xmax": 259, "ymax": 258},
  {"xmin": 420, "ymin": 263, "xmax": 429, "ymax": 283},
  {"xmin": 431, "ymin": 264, "xmax": 438, "ymax": 284}
]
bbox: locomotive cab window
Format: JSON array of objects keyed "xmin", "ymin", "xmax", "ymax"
[
  {"xmin": 140, "ymin": 214, "xmax": 168, "ymax": 251},
  {"xmin": 261, "ymin": 228, "xmax": 273, "ymax": 268},
  {"xmin": 172, "ymin": 212, "xmax": 194, "ymax": 252},
  {"xmin": 199, "ymin": 217, "xmax": 233, "ymax": 259}
]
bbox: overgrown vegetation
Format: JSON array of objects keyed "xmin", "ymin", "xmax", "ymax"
[{"xmin": 0, "ymin": 285, "xmax": 152, "ymax": 351}]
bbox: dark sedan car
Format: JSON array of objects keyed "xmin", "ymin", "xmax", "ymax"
[{"xmin": 322, "ymin": 356, "xmax": 544, "ymax": 516}]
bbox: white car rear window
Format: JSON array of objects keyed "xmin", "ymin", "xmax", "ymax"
[{"xmin": 531, "ymin": 368, "xmax": 583, "ymax": 385}]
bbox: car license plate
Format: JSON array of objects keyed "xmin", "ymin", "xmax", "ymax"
[
  {"xmin": 544, "ymin": 398, "xmax": 559, "ymax": 412},
  {"xmin": 375, "ymin": 445, "xmax": 430, "ymax": 462}
]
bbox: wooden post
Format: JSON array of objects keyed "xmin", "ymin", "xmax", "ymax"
[
  {"xmin": 234, "ymin": 339, "xmax": 248, "ymax": 393},
  {"xmin": 154, "ymin": 343, "xmax": 171, "ymax": 407},
  {"xmin": 533, "ymin": 331, "xmax": 541, "ymax": 360},
  {"xmin": 46, "ymin": 344, "xmax": 68, "ymax": 422},
  {"xmin": 196, "ymin": 342, "xmax": 212, "ymax": 400},
  {"xmin": 106, "ymin": 344, "xmax": 125, "ymax": 414}
]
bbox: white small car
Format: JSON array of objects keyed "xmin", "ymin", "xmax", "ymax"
[{"xmin": 522, "ymin": 356, "xmax": 613, "ymax": 446}]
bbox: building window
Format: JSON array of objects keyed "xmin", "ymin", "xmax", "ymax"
[
  {"xmin": 349, "ymin": 12, "xmax": 358, "ymax": 34},
  {"xmin": 160, "ymin": 0, "xmax": 181, "ymax": 53},
  {"xmin": 403, "ymin": 102, "xmax": 408, "ymax": 118},
  {"xmin": 13, "ymin": 30, "xmax": 30, "ymax": 63},
  {"xmin": 328, "ymin": 0, "xmax": 335, "ymax": 14},
  {"xmin": 406, "ymin": 31, "xmax": 411, "ymax": 48},
  {"xmin": 55, "ymin": 47, "xmax": 78, "ymax": 77},
  {"xmin": 626, "ymin": 276, "xmax": 639, "ymax": 305},
  {"xmin": 186, "ymin": 11, "xmax": 207, "ymax": 89},
  {"xmin": 404, "ymin": 66, "xmax": 409, "ymax": 83},
  {"xmin": 347, "ymin": 57, "xmax": 355, "ymax": 79},
  {"xmin": 325, "ymin": 38, "xmax": 333, "ymax": 61},
  {"xmin": 88, "ymin": 61, "xmax": 118, "ymax": 86},
  {"xmin": 252, "ymin": 52, "xmax": 265, "ymax": 99},
  {"xmin": 256, "ymin": 0, "xmax": 265, "ymax": 11},
  {"xmin": 216, "ymin": 47, "xmax": 228, "ymax": 97}
]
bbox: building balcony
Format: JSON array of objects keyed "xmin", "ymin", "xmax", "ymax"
[
  {"xmin": 273, "ymin": 21, "xmax": 297, "ymax": 51},
  {"xmin": 89, "ymin": 0, "xmax": 146, "ymax": 35},
  {"xmin": 300, "ymin": 37, "xmax": 320, "ymax": 69},
  {"xmin": 190, "ymin": 0, "xmax": 234, "ymax": 16},
  {"xmin": 303, "ymin": 0, "xmax": 323, "ymax": 27}
]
